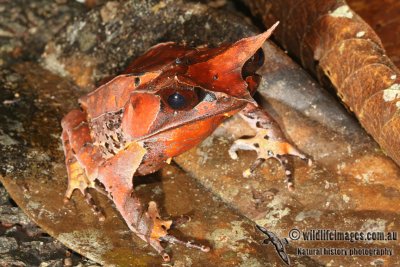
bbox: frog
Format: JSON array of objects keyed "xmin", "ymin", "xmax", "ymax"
[{"xmin": 61, "ymin": 22, "xmax": 309, "ymax": 261}]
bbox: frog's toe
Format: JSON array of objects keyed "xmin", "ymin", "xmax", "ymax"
[
  {"xmin": 64, "ymin": 159, "xmax": 89, "ymax": 200},
  {"xmin": 147, "ymin": 201, "xmax": 173, "ymax": 241},
  {"xmin": 275, "ymin": 155, "xmax": 295, "ymax": 191},
  {"xmin": 160, "ymin": 235, "xmax": 210, "ymax": 253},
  {"xmin": 230, "ymin": 129, "xmax": 311, "ymax": 189},
  {"xmin": 145, "ymin": 201, "xmax": 210, "ymax": 258}
]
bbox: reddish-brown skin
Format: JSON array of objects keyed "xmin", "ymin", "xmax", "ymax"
[{"xmin": 61, "ymin": 22, "xmax": 309, "ymax": 261}]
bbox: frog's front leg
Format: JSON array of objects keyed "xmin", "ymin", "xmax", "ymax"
[
  {"xmin": 61, "ymin": 109, "xmax": 105, "ymax": 220},
  {"xmin": 229, "ymin": 104, "xmax": 311, "ymax": 190}
]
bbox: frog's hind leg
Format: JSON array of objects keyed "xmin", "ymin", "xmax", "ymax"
[
  {"xmin": 61, "ymin": 109, "xmax": 105, "ymax": 221},
  {"xmin": 229, "ymin": 104, "xmax": 311, "ymax": 190},
  {"xmin": 97, "ymin": 142, "xmax": 209, "ymax": 261}
]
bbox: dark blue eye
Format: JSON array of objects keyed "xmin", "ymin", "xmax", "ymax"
[{"xmin": 167, "ymin": 92, "xmax": 186, "ymax": 109}]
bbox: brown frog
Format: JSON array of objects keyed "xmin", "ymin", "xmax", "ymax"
[{"xmin": 61, "ymin": 22, "xmax": 309, "ymax": 261}]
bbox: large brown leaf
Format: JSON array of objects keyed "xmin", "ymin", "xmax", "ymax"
[{"xmin": 244, "ymin": 0, "xmax": 400, "ymax": 167}]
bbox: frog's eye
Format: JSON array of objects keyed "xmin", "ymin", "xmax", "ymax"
[
  {"xmin": 167, "ymin": 92, "xmax": 186, "ymax": 109},
  {"xmin": 241, "ymin": 48, "xmax": 265, "ymax": 79},
  {"xmin": 158, "ymin": 87, "xmax": 199, "ymax": 111}
]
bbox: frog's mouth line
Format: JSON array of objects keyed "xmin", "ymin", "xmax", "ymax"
[
  {"xmin": 135, "ymin": 102, "xmax": 247, "ymax": 143},
  {"xmin": 133, "ymin": 84, "xmax": 256, "ymax": 143}
]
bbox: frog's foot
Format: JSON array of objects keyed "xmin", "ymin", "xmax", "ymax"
[
  {"xmin": 62, "ymin": 127, "xmax": 105, "ymax": 221},
  {"xmin": 63, "ymin": 156, "xmax": 106, "ymax": 221},
  {"xmin": 61, "ymin": 109, "xmax": 106, "ymax": 220},
  {"xmin": 229, "ymin": 128, "xmax": 311, "ymax": 190},
  {"xmin": 139, "ymin": 201, "xmax": 209, "ymax": 261}
]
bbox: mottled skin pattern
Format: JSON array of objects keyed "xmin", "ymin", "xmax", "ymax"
[{"xmin": 61, "ymin": 22, "xmax": 308, "ymax": 261}]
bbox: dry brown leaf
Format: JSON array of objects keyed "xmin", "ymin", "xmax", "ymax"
[
  {"xmin": 244, "ymin": 0, "xmax": 400, "ymax": 167},
  {"xmin": 348, "ymin": 0, "xmax": 400, "ymax": 66}
]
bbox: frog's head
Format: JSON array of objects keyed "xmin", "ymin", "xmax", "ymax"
[{"xmin": 80, "ymin": 23, "xmax": 278, "ymax": 159}]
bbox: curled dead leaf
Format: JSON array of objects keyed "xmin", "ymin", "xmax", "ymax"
[{"xmin": 244, "ymin": 0, "xmax": 400, "ymax": 166}]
